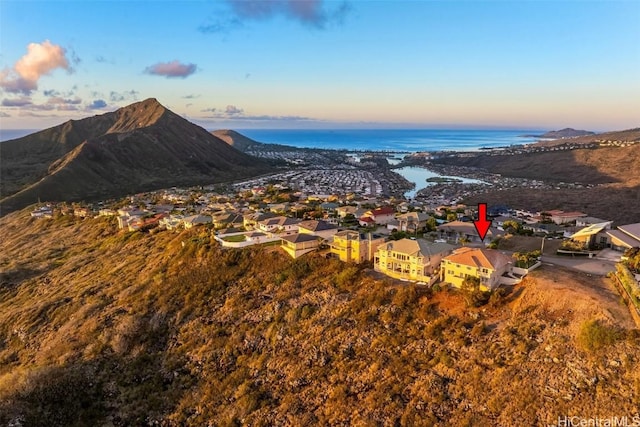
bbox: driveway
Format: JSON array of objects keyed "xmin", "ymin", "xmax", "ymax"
[{"xmin": 540, "ymin": 254, "xmax": 616, "ymax": 276}]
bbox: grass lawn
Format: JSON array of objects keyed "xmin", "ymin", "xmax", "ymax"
[{"xmin": 222, "ymin": 234, "xmax": 246, "ymax": 242}]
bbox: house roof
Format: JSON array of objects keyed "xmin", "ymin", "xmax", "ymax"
[
  {"xmin": 380, "ymin": 239, "xmax": 454, "ymax": 258},
  {"xmin": 618, "ymin": 223, "xmax": 640, "ymax": 241},
  {"xmin": 359, "ymin": 217, "xmax": 375, "ymax": 223},
  {"xmin": 549, "ymin": 210, "xmax": 587, "ymax": 218},
  {"xmin": 298, "ymin": 220, "xmax": 337, "ymax": 232},
  {"xmin": 437, "ymin": 220, "xmax": 492, "ymax": 236},
  {"xmin": 444, "ymin": 247, "xmax": 512, "ymax": 270},
  {"xmin": 578, "ymin": 216, "xmax": 609, "ymax": 224},
  {"xmin": 371, "ymin": 206, "xmax": 396, "ymax": 216},
  {"xmin": 281, "ymin": 233, "xmax": 319, "ymax": 243},
  {"xmin": 260, "ymin": 216, "xmax": 300, "ymax": 226},
  {"xmin": 397, "ymin": 212, "xmax": 430, "ymax": 221},
  {"xmin": 183, "ymin": 215, "xmax": 211, "ymax": 224},
  {"xmin": 571, "ymin": 222, "xmax": 612, "ymax": 239},
  {"xmin": 607, "ymin": 229, "xmax": 640, "ymax": 248}
]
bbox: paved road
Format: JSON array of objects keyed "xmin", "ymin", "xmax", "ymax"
[{"xmin": 540, "ymin": 254, "xmax": 616, "ymax": 276}]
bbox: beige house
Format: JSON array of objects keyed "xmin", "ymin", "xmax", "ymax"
[
  {"xmin": 182, "ymin": 214, "xmax": 212, "ymax": 229},
  {"xmin": 441, "ymin": 247, "xmax": 514, "ymax": 291},
  {"xmin": 329, "ymin": 231, "xmax": 386, "ymax": 263},
  {"xmin": 374, "ymin": 239, "xmax": 455, "ymax": 284},
  {"xmin": 281, "ymin": 233, "xmax": 321, "ymax": 259},
  {"xmin": 257, "ymin": 216, "xmax": 300, "ymax": 233}
]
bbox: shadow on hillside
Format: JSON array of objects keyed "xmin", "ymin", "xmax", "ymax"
[
  {"xmin": 0, "ymin": 305, "xmax": 192, "ymax": 427},
  {"xmin": 434, "ymin": 150, "xmax": 622, "ymax": 185},
  {"xmin": 466, "ymin": 184, "xmax": 640, "ymax": 225},
  {"xmin": 0, "ymin": 267, "xmax": 50, "ymax": 288}
]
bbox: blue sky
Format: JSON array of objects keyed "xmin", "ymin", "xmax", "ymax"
[{"xmin": 1, "ymin": 0, "xmax": 639, "ymax": 131}]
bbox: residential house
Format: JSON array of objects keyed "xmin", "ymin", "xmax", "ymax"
[
  {"xmin": 159, "ymin": 215, "xmax": 184, "ymax": 231},
  {"xmin": 118, "ymin": 214, "xmax": 143, "ymax": 230},
  {"xmin": 297, "ymin": 220, "xmax": 339, "ymax": 240},
  {"xmin": 576, "ymin": 217, "xmax": 611, "ymax": 228},
  {"xmin": 182, "ymin": 214, "xmax": 212, "ymax": 229},
  {"xmin": 268, "ymin": 203, "xmax": 290, "ymax": 214},
  {"xmin": 329, "ymin": 231, "xmax": 386, "ymax": 263},
  {"xmin": 320, "ymin": 202, "xmax": 339, "ymax": 213},
  {"xmin": 441, "ymin": 247, "xmax": 515, "ymax": 291},
  {"xmin": 360, "ymin": 206, "xmax": 396, "ymax": 225},
  {"xmin": 569, "ymin": 222, "xmax": 613, "ymax": 249},
  {"xmin": 522, "ymin": 222, "xmax": 564, "ymax": 235},
  {"xmin": 394, "ymin": 212, "xmax": 431, "ymax": 233},
  {"xmin": 358, "ymin": 216, "xmax": 376, "ymax": 228},
  {"xmin": 128, "ymin": 213, "xmax": 167, "ymax": 232},
  {"xmin": 73, "ymin": 207, "xmax": 91, "ymax": 218},
  {"xmin": 243, "ymin": 212, "xmax": 277, "ymax": 229},
  {"xmin": 212, "ymin": 212, "xmax": 244, "ymax": 229},
  {"xmin": 336, "ymin": 205, "xmax": 360, "ymax": 219},
  {"xmin": 98, "ymin": 208, "xmax": 117, "ymax": 217},
  {"xmin": 246, "ymin": 231, "xmax": 268, "ymax": 244},
  {"xmin": 117, "ymin": 206, "xmax": 146, "ymax": 217},
  {"xmin": 280, "ymin": 233, "xmax": 321, "ymax": 259},
  {"xmin": 257, "ymin": 216, "xmax": 300, "ymax": 234},
  {"xmin": 606, "ymin": 223, "xmax": 640, "ymax": 251},
  {"xmin": 437, "ymin": 220, "xmax": 493, "ymax": 243},
  {"xmin": 546, "ymin": 210, "xmax": 587, "ymax": 225},
  {"xmin": 374, "ymin": 239, "xmax": 455, "ymax": 284},
  {"xmin": 31, "ymin": 205, "xmax": 53, "ymax": 219}
]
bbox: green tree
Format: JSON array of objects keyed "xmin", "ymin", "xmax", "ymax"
[
  {"xmin": 502, "ymin": 220, "xmax": 521, "ymax": 234},
  {"xmin": 446, "ymin": 213, "xmax": 457, "ymax": 222}
]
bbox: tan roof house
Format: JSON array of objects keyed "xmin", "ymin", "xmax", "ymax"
[
  {"xmin": 441, "ymin": 247, "xmax": 514, "ymax": 291},
  {"xmin": 374, "ymin": 239, "xmax": 455, "ymax": 284},
  {"xmin": 281, "ymin": 233, "xmax": 321, "ymax": 259}
]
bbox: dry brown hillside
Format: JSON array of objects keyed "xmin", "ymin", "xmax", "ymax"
[{"xmin": 0, "ymin": 209, "xmax": 639, "ymax": 426}]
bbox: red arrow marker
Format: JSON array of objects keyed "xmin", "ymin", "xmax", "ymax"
[{"xmin": 473, "ymin": 203, "xmax": 492, "ymax": 241}]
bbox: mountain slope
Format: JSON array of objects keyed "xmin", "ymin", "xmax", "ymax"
[
  {"xmin": 539, "ymin": 128, "xmax": 595, "ymax": 139},
  {"xmin": 211, "ymin": 129, "xmax": 262, "ymax": 152},
  {"xmin": 0, "ymin": 99, "xmax": 268, "ymax": 214},
  {"xmin": 536, "ymin": 127, "xmax": 640, "ymax": 147},
  {"xmin": 0, "ymin": 209, "xmax": 638, "ymax": 425}
]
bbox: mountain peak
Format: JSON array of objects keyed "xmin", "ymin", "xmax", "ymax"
[{"xmin": 107, "ymin": 98, "xmax": 168, "ymax": 133}]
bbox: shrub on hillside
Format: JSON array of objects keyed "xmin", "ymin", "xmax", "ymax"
[{"xmin": 577, "ymin": 319, "xmax": 621, "ymax": 352}]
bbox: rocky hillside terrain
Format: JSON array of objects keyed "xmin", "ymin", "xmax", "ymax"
[
  {"xmin": 0, "ymin": 99, "xmax": 268, "ymax": 215},
  {"xmin": 0, "ymin": 208, "xmax": 638, "ymax": 426}
]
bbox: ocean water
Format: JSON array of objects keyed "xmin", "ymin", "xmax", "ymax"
[
  {"xmin": 235, "ymin": 129, "xmax": 541, "ymax": 152},
  {"xmin": 0, "ymin": 129, "xmax": 41, "ymax": 142},
  {"xmin": 1, "ymin": 128, "xmax": 541, "ymax": 152}
]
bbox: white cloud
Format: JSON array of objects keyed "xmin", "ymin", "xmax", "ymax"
[{"xmin": 0, "ymin": 40, "xmax": 72, "ymax": 95}]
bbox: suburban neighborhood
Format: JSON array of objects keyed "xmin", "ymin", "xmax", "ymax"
[{"xmin": 29, "ymin": 178, "xmax": 640, "ymax": 302}]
